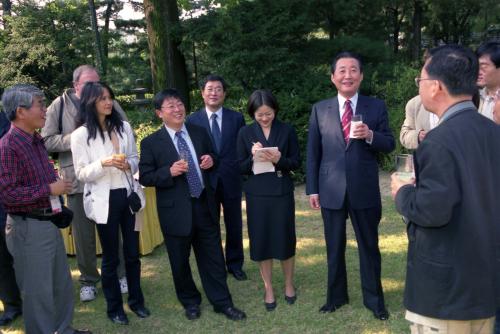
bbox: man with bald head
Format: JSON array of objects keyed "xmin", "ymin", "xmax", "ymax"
[{"xmin": 41, "ymin": 65, "xmax": 127, "ymax": 302}]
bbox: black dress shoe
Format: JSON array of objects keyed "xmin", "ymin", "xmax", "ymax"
[
  {"xmin": 185, "ymin": 305, "xmax": 201, "ymax": 320},
  {"xmin": 0, "ymin": 310, "xmax": 22, "ymax": 326},
  {"xmin": 373, "ymin": 309, "xmax": 390, "ymax": 320},
  {"xmin": 228, "ymin": 269, "xmax": 248, "ymax": 281},
  {"xmin": 131, "ymin": 306, "xmax": 151, "ymax": 318},
  {"xmin": 319, "ymin": 301, "xmax": 348, "ymax": 313},
  {"xmin": 285, "ymin": 294, "xmax": 297, "ymax": 305},
  {"xmin": 264, "ymin": 301, "xmax": 277, "ymax": 311},
  {"xmin": 215, "ymin": 306, "xmax": 247, "ymax": 321},
  {"xmin": 74, "ymin": 330, "xmax": 93, "ymax": 334},
  {"xmin": 108, "ymin": 313, "xmax": 129, "ymax": 325}
]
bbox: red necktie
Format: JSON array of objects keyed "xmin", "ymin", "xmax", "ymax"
[{"xmin": 341, "ymin": 100, "xmax": 353, "ymax": 143}]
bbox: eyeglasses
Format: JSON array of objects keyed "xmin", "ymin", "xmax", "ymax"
[{"xmin": 414, "ymin": 77, "xmax": 434, "ymax": 87}]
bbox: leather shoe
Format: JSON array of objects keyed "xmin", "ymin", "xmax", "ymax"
[
  {"xmin": 0, "ymin": 310, "xmax": 22, "ymax": 326},
  {"xmin": 215, "ymin": 306, "xmax": 246, "ymax": 321},
  {"xmin": 373, "ymin": 309, "xmax": 390, "ymax": 320},
  {"xmin": 285, "ymin": 294, "xmax": 297, "ymax": 305},
  {"xmin": 228, "ymin": 269, "xmax": 248, "ymax": 281},
  {"xmin": 108, "ymin": 313, "xmax": 129, "ymax": 325},
  {"xmin": 74, "ymin": 330, "xmax": 93, "ymax": 334},
  {"xmin": 319, "ymin": 301, "xmax": 348, "ymax": 313},
  {"xmin": 185, "ymin": 305, "xmax": 201, "ymax": 320},
  {"xmin": 131, "ymin": 306, "xmax": 151, "ymax": 318},
  {"xmin": 265, "ymin": 301, "xmax": 277, "ymax": 311}
]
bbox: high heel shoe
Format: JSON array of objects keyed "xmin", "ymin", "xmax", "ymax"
[
  {"xmin": 264, "ymin": 292, "xmax": 276, "ymax": 311},
  {"xmin": 285, "ymin": 294, "xmax": 297, "ymax": 305},
  {"xmin": 265, "ymin": 300, "xmax": 277, "ymax": 311}
]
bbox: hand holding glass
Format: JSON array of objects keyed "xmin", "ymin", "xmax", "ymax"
[
  {"xmin": 395, "ymin": 154, "xmax": 415, "ymax": 182},
  {"xmin": 349, "ymin": 114, "xmax": 363, "ymax": 138}
]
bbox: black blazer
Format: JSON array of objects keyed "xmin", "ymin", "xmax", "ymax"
[
  {"xmin": 237, "ymin": 119, "xmax": 300, "ymax": 196},
  {"xmin": 186, "ymin": 107, "xmax": 245, "ymax": 199},
  {"xmin": 396, "ymin": 105, "xmax": 500, "ymax": 319},
  {"xmin": 139, "ymin": 123, "xmax": 218, "ymax": 237},
  {"xmin": 306, "ymin": 95, "xmax": 395, "ymax": 210}
]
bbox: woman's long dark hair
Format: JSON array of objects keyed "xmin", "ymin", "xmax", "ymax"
[{"xmin": 79, "ymin": 82, "xmax": 124, "ymax": 145}]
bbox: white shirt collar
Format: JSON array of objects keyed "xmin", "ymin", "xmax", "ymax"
[
  {"xmin": 337, "ymin": 93, "xmax": 359, "ymax": 116},
  {"xmin": 164, "ymin": 123, "xmax": 188, "ymax": 142},
  {"xmin": 205, "ymin": 107, "xmax": 223, "ymax": 120}
]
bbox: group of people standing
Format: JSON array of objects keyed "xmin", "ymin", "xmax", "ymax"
[{"xmin": 0, "ymin": 41, "xmax": 499, "ymax": 334}]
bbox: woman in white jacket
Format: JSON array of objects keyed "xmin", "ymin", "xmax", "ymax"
[{"xmin": 71, "ymin": 82, "xmax": 149, "ymax": 325}]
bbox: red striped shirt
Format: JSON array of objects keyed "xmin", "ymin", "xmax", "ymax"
[{"xmin": 0, "ymin": 125, "xmax": 56, "ymax": 212}]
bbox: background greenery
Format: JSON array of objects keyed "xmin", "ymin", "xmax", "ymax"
[
  {"xmin": 1, "ymin": 183, "xmax": 412, "ymax": 334},
  {"xmin": 1, "ymin": 0, "xmax": 499, "ymax": 178}
]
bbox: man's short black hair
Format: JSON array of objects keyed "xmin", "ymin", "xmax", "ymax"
[
  {"xmin": 331, "ymin": 51, "xmax": 363, "ymax": 73},
  {"xmin": 476, "ymin": 40, "xmax": 500, "ymax": 68},
  {"xmin": 200, "ymin": 75, "xmax": 227, "ymax": 91},
  {"xmin": 426, "ymin": 44, "xmax": 478, "ymax": 96},
  {"xmin": 153, "ymin": 89, "xmax": 184, "ymax": 110}
]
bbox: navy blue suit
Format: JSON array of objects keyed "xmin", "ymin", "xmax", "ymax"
[
  {"xmin": 186, "ymin": 108, "xmax": 245, "ymax": 272},
  {"xmin": 306, "ymin": 94, "xmax": 394, "ymax": 313},
  {"xmin": 0, "ymin": 111, "xmax": 22, "ymax": 316}
]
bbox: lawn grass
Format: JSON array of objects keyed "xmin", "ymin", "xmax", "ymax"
[{"xmin": 1, "ymin": 182, "xmax": 410, "ymax": 334}]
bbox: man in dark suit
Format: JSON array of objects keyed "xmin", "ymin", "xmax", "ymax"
[
  {"xmin": 186, "ymin": 75, "xmax": 247, "ymax": 281},
  {"xmin": 0, "ymin": 111, "xmax": 22, "ymax": 327},
  {"xmin": 392, "ymin": 45, "xmax": 500, "ymax": 333},
  {"xmin": 306, "ymin": 51, "xmax": 394, "ymax": 320},
  {"xmin": 139, "ymin": 89, "xmax": 246, "ymax": 321}
]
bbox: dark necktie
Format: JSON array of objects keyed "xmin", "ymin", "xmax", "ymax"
[
  {"xmin": 341, "ymin": 100, "xmax": 353, "ymax": 143},
  {"xmin": 211, "ymin": 113, "xmax": 221, "ymax": 153},
  {"xmin": 175, "ymin": 131, "xmax": 203, "ymax": 198}
]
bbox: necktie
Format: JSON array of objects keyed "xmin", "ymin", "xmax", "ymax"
[
  {"xmin": 211, "ymin": 113, "xmax": 221, "ymax": 153},
  {"xmin": 341, "ymin": 100, "xmax": 353, "ymax": 143},
  {"xmin": 175, "ymin": 131, "xmax": 203, "ymax": 198}
]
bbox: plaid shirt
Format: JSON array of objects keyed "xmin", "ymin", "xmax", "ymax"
[{"xmin": 0, "ymin": 125, "xmax": 57, "ymax": 212}]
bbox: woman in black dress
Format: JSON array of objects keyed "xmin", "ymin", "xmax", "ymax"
[{"xmin": 237, "ymin": 89, "xmax": 301, "ymax": 311}]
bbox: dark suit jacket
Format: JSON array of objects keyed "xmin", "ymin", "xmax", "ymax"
[
  {"xmin": 306, "ymin": 95, "xmax": 395, "ymax": 210},
  {"xmin": 395, "ymin": 104, "xmax": 500, "ymax": 320},
  {"xmin": 139, "ymin": 123, "xmax": 218, "ymax": 237},
  {"xmin": 186, "ymin": 108, "xmax": 245, "ymax": 199},
  {"xmin": 237, "ymin": 119, "xmax": 301, "ymax": 196}
]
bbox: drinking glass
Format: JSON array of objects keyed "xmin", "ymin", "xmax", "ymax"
[
  {"xmin": 395, "ymin": 154, "xmax": 415, "ymax": 181},
  {"xmin": 349, "ymin": 114, "xmax": 363, "ymax": 138}
]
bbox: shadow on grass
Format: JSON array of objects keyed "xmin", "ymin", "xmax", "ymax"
[{"xmin": 1, "ymin": 191, "xmax": 410, "ymax": 334}]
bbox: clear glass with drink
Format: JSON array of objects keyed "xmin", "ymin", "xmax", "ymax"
[
  {"xmin": 395, "ymin": 154, "xmax": 415, "ymax": 182},
  {"xmin": 349, "ymin": 114, "xmax": 363, "ymax": 138}
]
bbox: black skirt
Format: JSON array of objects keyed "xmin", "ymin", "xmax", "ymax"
[{"xmin": 245, "ymin": 192, "xmax": 296, "ymax": 261}]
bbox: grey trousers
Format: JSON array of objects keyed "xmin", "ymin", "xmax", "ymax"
[
  {"xmin": 67, "ymin": 193, "xmax": 125, "ymax": 286},
  {"xmin": 6, "ymin": 215, "xmax": 74, "ymax": 334}
]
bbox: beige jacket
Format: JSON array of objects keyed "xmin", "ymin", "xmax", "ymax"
[{"xmin": 399, "ymin": 95, "xmax": 432, "ymax": 150}]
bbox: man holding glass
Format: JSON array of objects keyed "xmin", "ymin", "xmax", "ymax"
[
  {"xmin": 306, "ymin": 51, "xmax": 395, "ymax": 320},
  {"xmin": 391, "ymin": 45, "xmax": 500, "ymax": 334}
]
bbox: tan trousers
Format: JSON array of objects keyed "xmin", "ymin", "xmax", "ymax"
[{"xmin": 406, "ymin": 310, "xmax": 494, "ymax": 334}]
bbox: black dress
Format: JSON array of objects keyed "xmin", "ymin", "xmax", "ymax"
[{"xmin": 237, "ymin": 119, "xmax": 301, "ymax": 261}]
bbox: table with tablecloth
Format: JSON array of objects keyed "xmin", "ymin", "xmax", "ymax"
[{"xmin": 60, "ymin": 187, "xmax": 163, "ymax": 255}]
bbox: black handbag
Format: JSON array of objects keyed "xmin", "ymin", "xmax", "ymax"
[
  {"xmin": 124, "ymin": 172, "xmax": 143, "ymax": 213},
  {"xmin": 50, "ymin": 206, "xmax": 74, "ymax": 229}
]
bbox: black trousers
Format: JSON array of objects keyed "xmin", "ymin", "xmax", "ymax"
[
  {"xmin": 321, "ymin": 197, "xmax": 386, "ymax": 313},
  {"xmin": 0, "ymin": 208, "xmax": 22, "ymax": 315},
  {"xmin": 95, "ymin": 189, "xmax": 145, "ymax": 317},
  {"xmin": 214, "ymin": 181, "xmax": 244, "ymax": 272},
  {"xmin": 163, "ymin": 191, "xmax": 233, "ymax": 311}
]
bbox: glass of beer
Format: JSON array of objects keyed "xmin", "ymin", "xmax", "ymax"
[{"xmin": 395, "ymin": 154, "xmax": 415, "ymax": 182}]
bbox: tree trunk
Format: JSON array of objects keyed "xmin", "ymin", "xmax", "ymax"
[
  {"xmin": 411, "ymin": 0, "xmax": 422, "ymax": 62},
  {"xmin": 102, "ymin": 0, "xmax": 114, "ymax": 61},
  {"xmin": 143, "ymin": 0, "xmax": 190, "ymax": 110},
  {"xmin": 88, "ymin": 0, "xmax": 106, "ymax": 75},
  {"xmin": 1, "ymin": 0, "xmax": 12, "ymax": 29}
]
